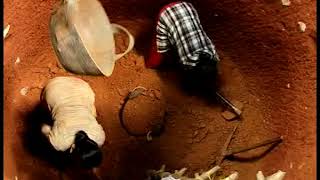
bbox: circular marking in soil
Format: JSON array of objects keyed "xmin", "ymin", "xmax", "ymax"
[{"xmin": 123, "ymin": 91, "xmax": 166, "ymax": 135}]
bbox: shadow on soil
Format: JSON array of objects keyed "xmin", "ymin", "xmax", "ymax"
[
  {"xmin": 22, "ymin": 103, "xmax": 71, "ymax": 169},
  {"xmin": 21, "ymin": 103, "xmax": 101, "ymax": 179},
  {"xmin": 20, "ymin": 102, "xmax": 169, "ymax": 180},
  {"xmin": 155, "ymin": 54, "xmax": 222, "ymax": 106}
]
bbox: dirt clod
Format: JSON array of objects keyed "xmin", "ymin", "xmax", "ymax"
[
  {"xmin": 221, "ymin": 100, "xmax": 244, "ymax": 120},
  {"xmin": 221, "ymin": 110, "xmax": 237, "ymax": 120},
  {"xmin": 153, "ymin": 90, "xmax": 162, "ymax": 100},
  {"xmin": 148, "ymin": 91, "xmax": 155, "ymax": 98},
  {"xmin": 199, "ymin": 123, "xmax": 206, "ymax": 128},
  {"xmin": 193, "ymin": 129, "xmax": 209, "ymax": 143},
  {"xmin": 193, "ymin": 130, "xmax": 199, "ymax": 137},
  {"xmin": 117, "ymin": 88, "xmax": 128, "ymax": 97}
]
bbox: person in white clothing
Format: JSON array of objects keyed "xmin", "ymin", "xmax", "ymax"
[{"xmin": 40, "ymin": 76, "xmax": 106, "ymax": 168}]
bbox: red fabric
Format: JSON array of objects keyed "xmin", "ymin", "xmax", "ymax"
[
  {"xmin": 145, "ymin": 1, "xmax": 181, "ymax": 68},
  {"xmin": 146, "ymin": 36, "xmax": 164, "ymax": 68}
]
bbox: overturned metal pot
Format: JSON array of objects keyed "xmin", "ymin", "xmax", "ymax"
[{"xmin": 49, "ymin": 0, "xmax": 134, "ymax": 76}]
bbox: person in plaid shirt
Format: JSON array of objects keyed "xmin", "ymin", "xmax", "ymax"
[{"xmin": 146, "ymin": 1, "xmax": 220, "ymax": 96}]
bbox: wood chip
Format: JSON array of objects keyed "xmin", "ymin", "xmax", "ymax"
[
  {"xmin": 147, "ymin": 131, "xmax": 153, "ymax": 141},
  {"xmin": 281, "ymin": 0, "xmax": 291, "ymax": 6},
  {"xmin": 20, "ymin": 87, "xmax": 29, "ymax": 96},
  {"xmin": 3, "ymin": 25, "xmax": 10, "ymax": 39},
  {"xmin": 298, "ymin": 21, "xmax": 306, "ymax": 32},
  {"xmin": 221, "ymin": 172, "xmax": 239, "ymax": 180},
  {"xmin": 117, "ymin": 88, "xmax": 127, "ymax": 96},
  {"xmin": 15, "ymin": 57, "xmax": 20, "ymax": 64},
  {"xmin": 194, "ymin": 129, "xmax": 209, "ymax": 143}
]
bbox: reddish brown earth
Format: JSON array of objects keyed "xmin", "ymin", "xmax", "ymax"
[{"xmin": 3, "ymin": 0, "xmax": 316, "ymax": 180}]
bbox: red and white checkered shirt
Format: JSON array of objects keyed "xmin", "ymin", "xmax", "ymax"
[{"xmin": 156, "ymin": 1, "xmax": 219, "ymax": 67}]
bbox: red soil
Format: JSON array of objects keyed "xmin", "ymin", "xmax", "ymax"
[{"xmin": 4, "ymin": 0, "xmax": 316, "ymax": 179}]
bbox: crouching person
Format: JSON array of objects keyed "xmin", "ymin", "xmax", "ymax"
[
  {"xmin": 146, "ymin": 1, "xmax": 220, "ymax": 98},
  {"xmin": 41, "ymin": 76, "xmax": 105, "ymax": 168}
]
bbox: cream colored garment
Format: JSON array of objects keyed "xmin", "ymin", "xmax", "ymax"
[
  {"xmin": 41, "ymin": 76, "xmax": 105, "ymax": 151},
  {"xmin": 221, "ymin": 172, "xmax": 239, "ymax": 180},
  {"xmin": 156, "ymin": 166, "xmax": 286, "ymax": 180},
  {"xmin": 256, "ymin": 170, "xmax": 286, "ymax": 180}
]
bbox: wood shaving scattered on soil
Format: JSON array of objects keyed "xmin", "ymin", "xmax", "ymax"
[
  {"xmin": 281, "ymin": 0, "xmax": 291, "ymax": 6},
  {"xmin": 3, "ymin": 25, "xmax": 10, "ymax": 39},
  {"xmin": 298, "ymin": 21, "xmax": 306, "ymax": 32}
]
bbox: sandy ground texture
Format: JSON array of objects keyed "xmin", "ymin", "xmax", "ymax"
[{"xmin": 4, "ymin": 0, "xmax": 316, "ymax": 180}]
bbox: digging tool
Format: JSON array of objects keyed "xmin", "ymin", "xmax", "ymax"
[
  {"xmin": 212, "ymin": 131, "xmax": 283, "ymax": 180},
  {"xmin": 217, "ymin": 128, "xmax": 283, "ymax": 166},
  {"xmin": 216, "ymin": 123, "xmax": 239, "ymax": 165},
  {"xmin": 211, "ymin": 124, "xmax": 239, "ymax": 180},
  {"xmin": 224, "ymin": 136, "xmax": 283, "ymax": 157},
  {"xmin": 215, "ymin": 92, "xmax": 242, "ymax": 117}
]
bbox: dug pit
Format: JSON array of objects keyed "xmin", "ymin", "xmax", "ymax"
[{"xmin": 4, "ymin": 0, "xmax": 316, "ymax": 180}]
